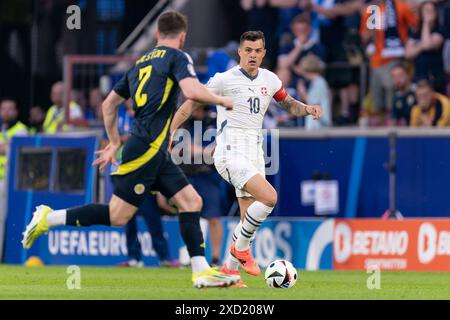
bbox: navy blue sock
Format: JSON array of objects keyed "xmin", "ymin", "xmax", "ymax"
[
  {"xmin": 66, "ymin": 204, "xmax": 111, "ymax": 226},
  {"xmin": 179, "ymin": 212, "xmax": 205, "ymax": 257}
]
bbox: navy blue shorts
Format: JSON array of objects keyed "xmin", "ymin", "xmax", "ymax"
[{"xmin": 111, "ymin": 135, "xmax": 189, "ymax": 207}]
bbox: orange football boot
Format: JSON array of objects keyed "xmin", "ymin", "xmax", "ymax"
[{"xmin": 230, "ymin": 242, "xmax": 261, "ymax": 276}]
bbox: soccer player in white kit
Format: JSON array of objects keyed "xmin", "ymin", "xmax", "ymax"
[{"xmin": 171, "ymin": 31, "xmax": 321, "ymax": 287}]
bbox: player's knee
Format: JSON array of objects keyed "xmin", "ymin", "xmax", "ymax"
[
  {"xmin": 262, "ymin": 190, "xmax": 277, "ymax": 208},
  {"xmin": 109, "ymin": 215, "xmax": 129, "ymax": 227},
  {"xmin": 190, "ymin": 193, "xmax": 203, "ymax": 212},
  {"xmin": 178, "ymin": 192, "xmax": 203, "ymax": 212},
  {"xmin": 109, "ymin": 208, "xmax": 131, "ymax": 227}
]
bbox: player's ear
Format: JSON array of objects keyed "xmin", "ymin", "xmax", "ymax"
[{"xmin": 155, "ymin": 30, "xmax": 160, "ymax": 40}]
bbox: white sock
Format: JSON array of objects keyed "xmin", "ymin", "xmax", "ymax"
[
  {"xmin": 226, "ymin": 222, "xmax": 243, "ymax": 271},
  {"xmin": 46, "ymin": 209, "xmax": 67, "ymax": 227},
  {"xmin": 191, "ymin": 256, "xmax": 210, "ymax": 274},
  {"xmin": 235, "ymin": 201, "xmax": 273, "ymax": 250},
  {"xmin": 226, "ymin": 220, "xmax": 257, "ymax": 270}
]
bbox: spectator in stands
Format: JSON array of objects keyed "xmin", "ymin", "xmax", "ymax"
[
  {"xmin": 28, "ymin": 105, "xmax": 46, "ymax": 134},
  {"xmin": 178, "ymin": 107, "xmax": 224, "ymax": 266},
  {"xmin": 0, "ymin": 98, "xmax": 28, "ymax": 256},
  {"xmin": 85, "ymin": 87, "xmax": 104, "ymax": 122},
  {"xmin": 390, "ymin": 63, "xmax": 416, "ymax": 126},
  {"xmin": 405, "ymin": 1, "xmax": 446, "ymax": 94},
  {"xmin": 43, "ymin": 81, "xmax": 84, "ymax": 133},
  {"xmin": 308, "ymin": 0, "xmax": 364, "ymax": 125},
  {"xmin": 360, "ymin": 0, "xmax": 417, "ymax": 125},
  {"xmin": 0, "ymin": 98, "xmax": 28, "ymax": 181},
  {"xmin": 409, "ymin": 79, "xmax": 450, "ymax": 127},
  {"xmin": 297, "ymin": 54, "xmax": 332, "ymax": 129},
  {"xmin": 277, "ymin": 13, "xmax": 325, "ymax": 88},
  {"xmin": 241, "ymin": 0, "xmax": 279, "ymax": 68},
  {"xmin": 270, "ymin": 0, "xmax": 304, "ymax": 44}
]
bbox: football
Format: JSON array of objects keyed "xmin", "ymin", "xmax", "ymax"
[{"xmin": 264, "ymin": 259, "xmax": 298, "ymax": 289}]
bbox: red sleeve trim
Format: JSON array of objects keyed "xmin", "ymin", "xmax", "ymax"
[{"xmin": 273, "ymin": 87, "xmax": 288, "ymax": 102}]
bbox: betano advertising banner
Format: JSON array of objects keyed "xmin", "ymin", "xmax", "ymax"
[{"xmin": 333, "ymin": 219, "xmax": 450, "ymax": 271}]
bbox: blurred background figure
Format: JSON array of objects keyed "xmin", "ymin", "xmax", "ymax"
[
  {"xmin": 276, "ymin": 13, "xmax": 325, "ymax": 90},
  {"xmin": 43, "ymin": 81, "xmax": 84, "ymax": 134},
  {"xmin": 389, "ymin": 63, "xmax": 416, "ymax": 126},
  {"xmin": 0, "ymin": 99, "xmax": 28, "ymax": 181},
  {"xmin": 0, "ymin": 98, "xmax": 28, "ymax": 260},
  {"xmin": 297, "ymin": 54, "xmax": 332, "ymax": 130},
  {"xmin": 308, "ymin": 0, "xmax": 364, "ymax": 126},
  {"xmin": 409, "ymin": 79, "xmax": 450, "ymax": 127},
  {"xmin": 405, "ymin": 0, "xmax": 446, "ymax": 94},
  {"xmin": 178, "ymin": 107, "xmax": 224, "ymax": 267},
  {"xmin": 85, "ymin": 87, "xmax": 104, "ymax": 125},
  {"xmin": 276, "ymin": 13, "xmax": 325, "ymax": 127},
  {"xmin": 360, "ymin": 0, "xmax": 417, "ymax": 126},
  {"xmin": 28, "ymin": 105, "xmax": 46, "ymax": 134}
]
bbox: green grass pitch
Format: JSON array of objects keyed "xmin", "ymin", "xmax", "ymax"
[{"xmin": 1, "ymin": 265, "xmax": 450, "ymax": 300}]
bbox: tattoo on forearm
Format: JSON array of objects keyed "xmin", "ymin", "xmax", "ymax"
[{"xmin": 279, "ymin": 95, "xmax": 308, "ymax": 116}]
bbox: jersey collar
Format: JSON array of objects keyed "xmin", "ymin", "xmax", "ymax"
[{"xmin": 239, "ymin": 67, "xmax": 259, "ymax": 81}]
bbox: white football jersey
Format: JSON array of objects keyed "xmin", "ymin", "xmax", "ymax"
[{"xmin": 206, "ymin": 66, "xmax": 286, "ymax": 158}]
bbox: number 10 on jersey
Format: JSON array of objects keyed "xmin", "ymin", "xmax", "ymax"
[{"xmin": 248, "ymin": 97, "xmax": 260, "ymax": 114}]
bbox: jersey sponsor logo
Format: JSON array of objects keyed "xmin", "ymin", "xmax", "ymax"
[
  {"xmin": 134, "ymin": 183, "xmax": 146, "ymax": 195},
  {"xmin": 248, "ymin": 88, "xmax": 255, "ymax": 94}
]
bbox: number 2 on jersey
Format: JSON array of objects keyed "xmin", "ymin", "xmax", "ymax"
[
  {"xmin": 135, "ymin": 65, "xmax": 152, "ymax": 107},
  {"xmin": 248, "ymin": 97, "xmax": 260, "ymax": 114}
]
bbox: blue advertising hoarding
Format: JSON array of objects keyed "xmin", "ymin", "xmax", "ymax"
[{"xmin": 12, "ymin": 217, "xmax": 333, "ymax": 270}]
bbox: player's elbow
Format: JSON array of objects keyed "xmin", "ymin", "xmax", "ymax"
[{"xmin": 182, "ymin": 88, "xmax": 199, "ymax": 101}]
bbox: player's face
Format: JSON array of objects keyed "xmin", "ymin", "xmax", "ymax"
[
  {"xmin": 391, "ymin": 67, "xmax": 408, "ymax": 90},
  {"xmin": 51, "ymin": 83, "xmax": 64, "ymax": 107},
  {"xmin": 416, "ymin": 86, "xmax": 433, "ymax": 109},
  {"xmin": 0, "ymin": 100, "xmax": 18, "ymax": 122},
  {"xmin": 238, "ymin": 40, "xmax": 266, "ymax": 71}
]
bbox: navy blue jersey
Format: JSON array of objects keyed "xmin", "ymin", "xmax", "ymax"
[{"xmin": 113, "ymin": 46, "xmax": 197, "ymax": 147}]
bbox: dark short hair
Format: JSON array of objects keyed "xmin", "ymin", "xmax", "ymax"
[
  {"xmin": 240, "ymin": 31, "xmax": 265, "ymax": 47},
  {"xmin": 391, "ymin": 62, "xmax": 408, "ymax": 73},
  {"xmin": 157, "ymin": 11, "xmax": 188, "ymax": 37},
  {"xmin": 291, "ymin": 13, "xmax": 311, "ymax": 26},
  {"xmin": 416, "ymin": 78, "xmax": 434, "ymax": 90}
]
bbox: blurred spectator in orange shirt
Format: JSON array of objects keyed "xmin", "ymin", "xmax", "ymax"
[{"xmin": 360, "ymin": 0, "xmax": 416, "ymax": 124}]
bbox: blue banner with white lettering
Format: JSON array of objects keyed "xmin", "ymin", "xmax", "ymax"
[{"xmin": 12, "ymin": 217, "xmax": 333, "ymax": 270}]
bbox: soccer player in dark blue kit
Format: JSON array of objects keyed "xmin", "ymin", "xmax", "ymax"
[{"xmin": 22, "ymin": 11, "xmax": 237, "ymax": 288}]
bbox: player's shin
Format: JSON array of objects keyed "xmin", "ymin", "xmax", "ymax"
[
  {"xmin": 178, "ymin": 212, "xmax": 209, "ymax": 273},
  {"xmin": 65, "ymin": 204, "xmax": 111, "ymax": 227},
  {"xmin": 235, "ymin": 201, "xmax": 273, "ymax": 251}
]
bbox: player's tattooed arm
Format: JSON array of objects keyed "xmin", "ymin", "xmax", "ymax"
[
  {"xmin": 170, "ymin": 99, "xmax": 202, "ymax": 134},
  {"xmin": 279, "ymin": 94, "xmax": 322, "ymax": 120}
]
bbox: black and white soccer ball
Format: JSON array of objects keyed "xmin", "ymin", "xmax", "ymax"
[{"xmin": 264, "ymin": 259, "xmax": 298, "ymax": 289}]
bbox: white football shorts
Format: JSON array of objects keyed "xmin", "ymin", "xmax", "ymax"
[{"xmin": 214, "ymin": 151, "xmax": 265, "ymax": 198}]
